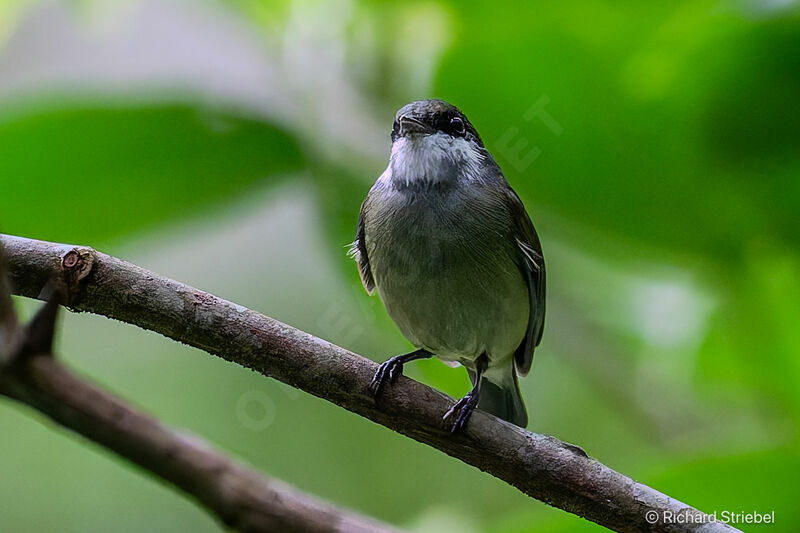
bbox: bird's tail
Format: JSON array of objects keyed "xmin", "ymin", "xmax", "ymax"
[{"xmin": 469, "ymin": 366, "xmax": 528, "ymax": 428}]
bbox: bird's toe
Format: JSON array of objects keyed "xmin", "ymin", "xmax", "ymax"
[
  {"xmin": 368, "ymin": 360, "xmax": 394, "ymax": 397},
  {"xmin": 443, "ymin": 393, "xmax": 479, "ymax": 434}
]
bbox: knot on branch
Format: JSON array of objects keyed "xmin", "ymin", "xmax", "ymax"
[{"xmin": 57, "ymin": 247, "xmax": 96, "ymax": 306}]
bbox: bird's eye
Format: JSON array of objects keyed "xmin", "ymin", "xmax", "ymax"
[{"xmin": 450, "ymin": 116, "xmax": 466, "ymax": 135}]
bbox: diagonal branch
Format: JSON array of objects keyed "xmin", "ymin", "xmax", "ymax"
[
  {"xmin": 0, "ymin": 233, "xmax": 739, "ymax": 533},
  {"xmin": 0, "ymin": 357, "xmax": 399, "ymax": 533},
  {"xmin": 0, "ymin": 243, "xmax": 399, "ymax": 533}
]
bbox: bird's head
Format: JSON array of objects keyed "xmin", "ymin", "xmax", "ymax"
[
  {"xmin": 388, "ymin": 99, "xmax": 488, "ymax": 186},
  {"xmin": 391, "ymin": 99, "xmax": 483, "ymax": 146}
]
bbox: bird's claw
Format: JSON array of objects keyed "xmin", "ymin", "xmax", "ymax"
[
  {"xmin": 443, "ymin": 392, "xmax": 479, "ymax": 434},
  {"xmin": 368, "ymin": 358, "xmax": 404, "ymax": 397},
  {"xmin": 388, "ymin": 362, "xmax": 403, "ymax": 383}
]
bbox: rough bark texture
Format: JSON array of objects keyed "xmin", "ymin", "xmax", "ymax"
[
  {"xmin": 1, "ymin": 234, "xmax": 740, "ymax": 533},
  {"xmin": 0, "ymin": 241, "xmax": 397, "ymax": 533}
]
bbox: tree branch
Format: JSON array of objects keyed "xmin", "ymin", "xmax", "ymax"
[
  {"xmin": 0, "ymin": 234, "xmax": 739, "ymax": 533},
  {"xmin": 0, "ymin": 242, "xmax": 399, "ymax": 533}
]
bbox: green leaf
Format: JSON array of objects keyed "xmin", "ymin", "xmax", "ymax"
[{"xmin": 0, "ymin": 102, "xmax": 305, "ymax": 246}]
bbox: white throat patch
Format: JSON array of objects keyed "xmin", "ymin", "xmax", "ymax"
[{"xmin": 387, "ymin": 133, "xmax": 484, "ymax": 187}]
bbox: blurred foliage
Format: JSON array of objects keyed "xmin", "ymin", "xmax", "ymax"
[
  {"xmin": 434, "ymin": 1, "xmax": 800, "ymax": 262},
  {"xmin": 1, "ymin": 0, "xmax": 799, "ymax": 532},
  {"xmin": 0, "ymin": 103, "xmax": 304, "ymax": 246}
]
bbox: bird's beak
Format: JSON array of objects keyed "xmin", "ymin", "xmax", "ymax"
[{"xmin": 399, "ymin": 115, "xmax": 433, "ymax": 136}]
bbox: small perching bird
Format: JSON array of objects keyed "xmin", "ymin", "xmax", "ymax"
[{"xmin": 351, "ymin": 99, "xmax": 545, "ymax": 433}]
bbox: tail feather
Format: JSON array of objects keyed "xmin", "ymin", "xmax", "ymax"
[{"xmin": 468, "ymin": 367, "xmax": 528, "ymax": 428}]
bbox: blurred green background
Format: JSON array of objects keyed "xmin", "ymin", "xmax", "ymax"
[{"xmin": 1, "ymin": 0, "xmax": 799, "ymax": 531}]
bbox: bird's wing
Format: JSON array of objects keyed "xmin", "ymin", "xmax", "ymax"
[
  {"xmin": 504, "ymin": 186, "xmax": 546, "ymax": 377},
  {"xmin": 350, "ymin": 203, "xmax": 375, "ymax": 294}
]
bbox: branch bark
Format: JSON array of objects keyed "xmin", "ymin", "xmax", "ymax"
[
  {"xmin": 0, "ymin": 234, "xmax": 739, "ymax": 533},
  {"xmin": 0, "ymin": 242, "xmax": 398, "ymax": 533}
]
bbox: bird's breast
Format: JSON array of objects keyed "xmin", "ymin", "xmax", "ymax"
[{"xmin": 363, "ymin": 183, "xmax": 529, "ymax": 361}]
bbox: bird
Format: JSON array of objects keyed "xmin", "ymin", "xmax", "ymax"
[{"xmin": 351, "ymin": 99, "xmax": 545, "ymax": 433}]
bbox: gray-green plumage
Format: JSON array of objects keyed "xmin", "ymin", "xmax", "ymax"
[{"xmin": 353, "ymin": 99, "xmax": 545, "ymax": 430}]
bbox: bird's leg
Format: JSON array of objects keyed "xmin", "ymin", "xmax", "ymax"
[
  {"xmin": 443, "ymin": 354, "xmax": 488, "ymax": 434},
  {"xmin": 368, "ymin": 348, "xmax": 433, "ymax": 397}
]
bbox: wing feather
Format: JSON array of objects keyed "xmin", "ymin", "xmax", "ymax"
[
  {"xmin": 350, "ymin": 204, "xmax": 376, "ymax": 294},
  {"xmin": 505, "ymin": 188, "xmax": 546, "ymax": 377}
]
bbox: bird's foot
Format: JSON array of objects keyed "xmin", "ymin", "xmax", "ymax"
[
  {"xmin": 443, "ymin": 391, "xmax": 479, "ymax": 434},
  {"xmin": 367, "ymin": 356, "xmax": 405, "ymax": 397}
]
